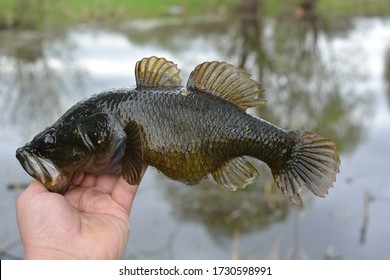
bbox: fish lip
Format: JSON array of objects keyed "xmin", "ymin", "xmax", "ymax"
[
  {"xmin": 16, "ymin": 148, "xmax": 69, "ymax": 192},
  {"xmin": 16, "ymin": 148, "xmax": 38, "ymax": 179}
]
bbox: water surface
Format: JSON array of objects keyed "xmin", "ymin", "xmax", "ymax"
[{"xmin": 0, "ymin": 16, "xmax": 389, "ymax": 259}]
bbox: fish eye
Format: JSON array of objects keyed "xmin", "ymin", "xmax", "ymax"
[{"xmin": 43, "ymin": 133, "xmax": 55, "ymax": 146}]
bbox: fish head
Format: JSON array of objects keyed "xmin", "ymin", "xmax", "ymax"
[
  {"xmin": 16, "ymin": 124, "xmax": 95, "ymax": 193},
  {"xmin": 16, "ymin": 113, "xmax": 128, "ymax": 193}
]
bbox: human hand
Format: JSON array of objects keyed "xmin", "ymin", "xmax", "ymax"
[{"xmin": 16, "ymin": 167, "xmax": 147, "ymax": 259}]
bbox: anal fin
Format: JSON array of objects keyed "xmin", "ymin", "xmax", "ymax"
[
  {"xmin": 122, "ymin": 120, "xmax": 143, "ymax": 185},
  {"xmin": 212, "ymin": 157, "xmax": 259, "ymax": 190}
]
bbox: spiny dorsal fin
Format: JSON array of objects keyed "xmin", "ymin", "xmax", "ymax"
[
  {"xmin": 135, "ymin": 56, "xmax": 182, "ymax": 88},
  {"xmin": 122, "ymin": 120, "xmax": 143, "ymax": 185},
  {"xmin": 187, "ymin": 61, "xmax": 265, "ymax": 109},
  {"xmin": 212, "ymin": 157, "xmax": 260, "ymax": 190}
]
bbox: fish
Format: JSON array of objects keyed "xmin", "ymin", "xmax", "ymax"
[{"xmin": 16, "ymin": 56, "xmax": 340, "ymax": 205}]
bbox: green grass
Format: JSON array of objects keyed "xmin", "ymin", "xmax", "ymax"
[
  {"xmin": 318, "ymin": 0, "xmax": 390, "ymax": 16},
  {"xmin": 0, "ymin": 0, "xmax": 240, "ymax": 29},
  {"xmin": 263, "ymin": 0, "xmax": 390, "ymax": 16},
  {"xmin": 62, "ymin": 0, "xmax": 232, "ymax": 19},
  {"xmin": 0, "ymin": 0, "xmax": 389, "ymax": 30}
]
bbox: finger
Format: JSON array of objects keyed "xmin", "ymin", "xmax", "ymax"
[
  {"xmin": 70, "ymin": 173, "xmax": 85, "ymax": 186},
  {"xmin": 16, "ymin": 180, "xmax": 48, "ymax": 207},
  {"xmin": 26, "ymin": 179, "xmax": 49, "ymax": 193},
  {"xmin": 70, "ymin": 172, "xmax": 98, "ymax": 189},
  {"xmin": 111, "ymin": 166, "xmax": 148, "ymax": 214},
  {"xmin": 94, "ymin": 174, "xmax": 121, "ymax": 194},
  {"xmin": 63, "ymin": 174, "xmax": 125, "ymax": 210},
  {"xmin": 67, "ymin": 173, "xmax": 98, "ymax": 194},
  {"xmin": 16, "ymin": 180, "xmax": 66, "ymax": 227},
  {"xmin": 79, "ymin": 173, "xmax": 98, "ymax": 188}
]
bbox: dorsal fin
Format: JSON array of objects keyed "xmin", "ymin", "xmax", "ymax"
[
  {"xmin": 187, "ymin": 61, "xmax": 265, "ymax": 109},
  {"xmin": 135, "ymin": 56, "xmax": 182, "ymax": 88}
]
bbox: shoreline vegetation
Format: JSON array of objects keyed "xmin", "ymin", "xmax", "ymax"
[{"xmin": 0, "ymin": 0, "xmax": 389, "ymax": 30}]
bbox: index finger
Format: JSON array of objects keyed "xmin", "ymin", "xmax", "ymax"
[{"xmin": 111, "ymin": 166, "xmax": 148, "ymax": 213}]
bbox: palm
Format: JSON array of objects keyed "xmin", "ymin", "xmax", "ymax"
[{"xmin": 16, "ymin": 171, "xmax": 145, "ymax": 259}]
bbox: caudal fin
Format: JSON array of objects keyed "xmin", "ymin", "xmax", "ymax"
[{"xmin": 272, "ymin": 131, "xmax": 340, "ymax": 205}]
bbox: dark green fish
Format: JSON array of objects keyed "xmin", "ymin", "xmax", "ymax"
[{"xmin": 16, "ymin": 56, "xmax": 340, "ymax": 205}]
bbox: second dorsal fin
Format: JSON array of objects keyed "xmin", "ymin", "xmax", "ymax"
[
  {"xmin": 135, "ymin": 56, "xmax": 182, "ymax": 88},
  {"xmin": 186, "ymin": 61, "xmax": 265, "ymax": 109}
]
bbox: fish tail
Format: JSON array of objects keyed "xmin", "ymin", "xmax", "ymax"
[{"xmin": 272, "ymin": 130, "xmax": 340, "ymax": 205}]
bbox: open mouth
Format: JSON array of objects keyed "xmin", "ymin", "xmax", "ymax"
[{"xmin": 16, "ymin": 148, "xmax": 69, "ymax": 193}]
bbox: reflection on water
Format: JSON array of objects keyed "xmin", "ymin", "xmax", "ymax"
[
  {"xmin": 231, "ymin": 3, "xmax": 368, "ymax": 155},
  {"xmin": 166, "ymin": 164, "xmax": 288, "ymax": 238},
  {"xmin": 0, "ymin": 31, "xmax": 87, "ymax": 139},
  {"xmin": 1, "ymin": 14, "xmax": 390, "ymax": 259},
  {"xmin": 385, "ymin": 49, "xmax": 390, "ymax": 107}
]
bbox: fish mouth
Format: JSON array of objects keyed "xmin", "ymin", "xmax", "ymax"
[{"xmin": 16, "ymin": 148, "xmax": 70, "ymax": 193}]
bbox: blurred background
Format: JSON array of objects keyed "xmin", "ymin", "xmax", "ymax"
[{"xmin": 1, "ymin": 0, "xmax": 390, "ymax": 259}]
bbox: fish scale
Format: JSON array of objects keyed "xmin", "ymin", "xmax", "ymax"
[{"xmin": 16, "ymin": 56, "xmax": 340, "ymax": 205}]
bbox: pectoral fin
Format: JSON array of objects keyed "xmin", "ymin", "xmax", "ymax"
[
  {"xmin": 122, "ymin": 120, "xmax": 143, "ymax": 185},
  {"xmin": 212, "ymin": 157, "xmax": 259, "ymax": 190}
]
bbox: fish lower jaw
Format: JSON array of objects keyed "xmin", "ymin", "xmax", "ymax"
[
  {"xmin": 43, "ymin": 173, "xmax": 70, "ymax": 193},
  {"xmin": 16, "ymin": 150, "xmax": 69, "ymax": 193},
  {"xmin": 37, "ymin": 162, "xmax": 70, "ymax": 193}
]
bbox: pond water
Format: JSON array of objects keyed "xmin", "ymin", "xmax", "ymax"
[{"xmin": 0, "ymin": 15, "xmax": 390, "ymax": 259}]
